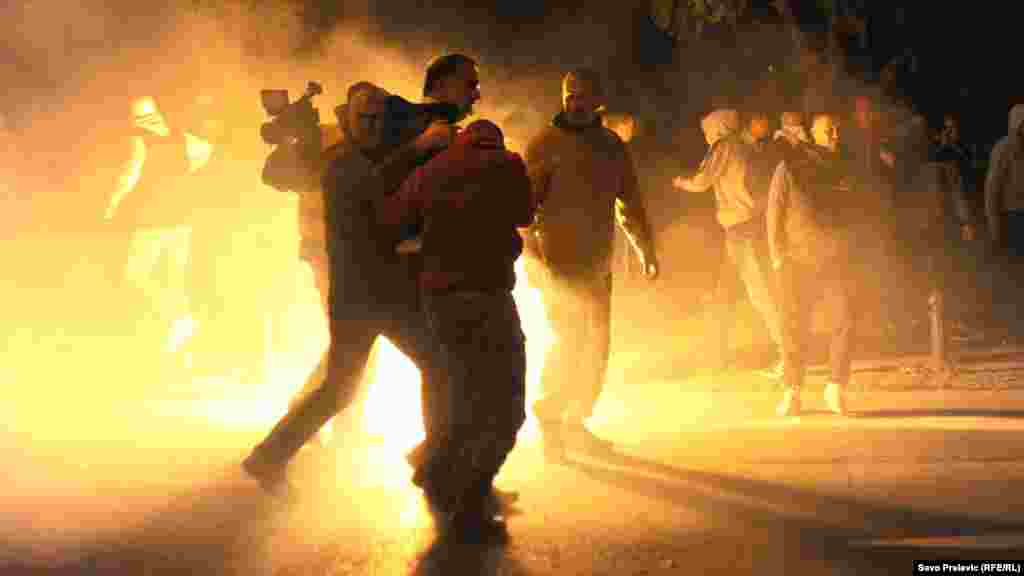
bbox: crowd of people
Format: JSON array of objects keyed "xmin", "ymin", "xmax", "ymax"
[{"xmin": 6, "ymin": 43, "xmax": 1023, "ymax": 542}]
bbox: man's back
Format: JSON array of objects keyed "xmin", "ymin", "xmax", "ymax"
[{"xmin": 322, "ymin": 145, "xmax": 412, "ymax": 309}]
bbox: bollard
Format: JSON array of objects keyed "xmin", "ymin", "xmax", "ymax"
[{"xmin": 928, "ymin": 288, "xmax": 951, "ymax": 378}]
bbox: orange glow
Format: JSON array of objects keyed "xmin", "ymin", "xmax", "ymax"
[{"xmin": 358, "ymin": 256, "xmax": 553, "ymax": 450}]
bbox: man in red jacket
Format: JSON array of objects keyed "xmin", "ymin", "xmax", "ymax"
[{"xmin": 379, "ymin": 119, "xmax": 533, "ymax": 540}]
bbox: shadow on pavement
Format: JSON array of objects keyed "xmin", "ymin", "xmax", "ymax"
[
  {"xmin": 566, "ymin": 448, "xmax": 1024, "ymax": 570},
  {"xmin": 411, "ymin": 528, "xmax": 528, "ymax": 576}
]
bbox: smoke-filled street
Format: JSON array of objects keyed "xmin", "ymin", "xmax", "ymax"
[
  {"xmin": 4, "ymin": 361, "xmax": 1024, "ymax": 575},
  {"xmin": 6, "ymin": 0, "xmax": 1024, "ymax": 572}
]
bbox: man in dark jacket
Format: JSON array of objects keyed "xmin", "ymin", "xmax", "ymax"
[
  {"xmin": 524, "ymin": 69, "xmax": 659, "ymax": 462},
  {"xmin": 379, "ymin": 119, "xmax": 533, "ymax": 539},
  {"xmin": 242, "ymin": 82, "xmax": 453, "ymax": 490},
  {"xmin": 767, "ymin": 112, "xmax": 855, "ymax": 417}
]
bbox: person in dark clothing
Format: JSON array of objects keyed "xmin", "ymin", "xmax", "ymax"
[
  {"xmin": 378, "ymin": 119, "xmax": 533, "ymax": 539},
  {"xmin": 524, "ymin": 69, "xmax": 659, "ymax": 463},
  {"xmin": 242, "ymin": 82, "xmax": 454, "ymax": 491},
  {"xmin": 767, "ymin": 113, "xmax": 856, "ymax": 417}
]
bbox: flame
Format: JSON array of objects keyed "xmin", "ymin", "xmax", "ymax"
[{"xmin": 188, "ymin": 244, "xmax": 553, "ymax": 455}]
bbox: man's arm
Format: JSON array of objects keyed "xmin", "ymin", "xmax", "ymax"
[
  {"xmin": 522, "ymin": 133, "xmax": 554, "ymax": 259},
  {"xmin": 378, "ymin": 163, "xmax": 428, "ymax": 227},
  {"xmin": 495, "ymin": 153, "xmax": 536, "ymax": 229},
  {"xmin": 985, "ymin": 141, "xmax": 1007, "ymax": 245},
  {"xmin": 105, "ymin": 136, "xmax": 146, "ymax": 219},
  {"xmin": 614, "ymin": 143, "xmax": 656, "ymax": 263},
  {"xmin": 766, "ymin": 162, "xmax": 789, "ymax": 269},
  {"xmin": 674, "ymin": 140, "xmax": 729, "ymax": 192}
]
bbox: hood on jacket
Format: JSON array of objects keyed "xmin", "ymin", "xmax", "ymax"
[
  {"xmin": 701, "ymin": 109, "xmax": 740, "ymax": 146},
  {"xmin": 1010, "ymin": 104, "xmax": 1024, "ymax": 136},
  {"xmin": 774, "ymin": 124, "xmax": 810, "ymax": 144},
  {"xmin": 456, "ymin": 119, "xmax": 504, "ymax": 149}
]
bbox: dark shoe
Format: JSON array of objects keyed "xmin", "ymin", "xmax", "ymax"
[
  {"xmin": 775, "ymin": 388, "xmax": 801, "ymax": 417},
  {"xmin": 565, "ymin": 423, "xmax": 615, "ymax": 456},
  {"xmin": 446, "ymin": 507, "xmax": 509, "ymax": 545},
  {"xmin": 536, "ymin": 418, "xmax": 566, "ymax": 464}
]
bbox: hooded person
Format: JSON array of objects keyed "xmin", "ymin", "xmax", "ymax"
[
  {"xmin": 767, "ymin": 113, "xmax": 856, "ymax": 417},
  {"xmin": 985, "ymin": 104, "xmax": 1024, "ymax": 251},
  {"xmin": 522, "ymin": 68, "xmax": 658, "ymax": 463},
  {"xmin": 378, "ymin": 118, "xmax": 533, "ymax": 537},
  {"xmin": 243, "ymin": 81, "xmax": 455, "ymax": 492},
  {"xmin": 981, "ymin": 104, "xmax": 1024, "ymax": 338},
  {"xmin": 673, "ymin": 108, "xmax": 785, "ymax": 379}
]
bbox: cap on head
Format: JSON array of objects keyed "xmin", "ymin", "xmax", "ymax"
[{"xmin": 460, "ymin": 119, "xmax": 504, "ymax": 148}]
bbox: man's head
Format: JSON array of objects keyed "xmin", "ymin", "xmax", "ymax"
[
  {"xmin": 811, "ymin": 113, "xmax": 840, "ymax": 152},
  {"xmin": 700, "ymin": 109, "xmax": 740, "ymax": 146},
  {"xmin": 344, "ymin": 81, "xmax": 390, "ymax": 151},
  {"xmin": 561, "ymin": 68, "xmax": 605, "ymax": 127},
  {"xmin": 423, "ymin": 53, "xmax": 480, "ymax": 121},
  {"xmin": 747, "ymin": 111, "xmax": 772, "ymax": 141},
  {"xmin": 131, "ymin": 96, "xmax": 170, "ymax": 136}
]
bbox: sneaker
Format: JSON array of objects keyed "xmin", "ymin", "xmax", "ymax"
[
  {"xmin": 775, "ymin": 388, "xmax": 801, "ymax": 417},
  {"xmin": 823, "ymin": 381, "xmax": 847, "ymax": 415},
  {"xmin": 565, "ymin": 423, "xmax": 615, "ymax": 456}
]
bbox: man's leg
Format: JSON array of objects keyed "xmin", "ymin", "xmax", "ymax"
[
  {"xmin": 704, "ymin": 240, "xmax": 740, "ymax": 371},
  {"xmin": 245, "ymin": 322, "xmax": 376, "ymax": 481},
  {"xmin": 734, "ymin": 235, "xmax": 784, "ymax": 370},
  {"xmin": 420, "ymin": 291, "xmax": 525, "ymax": 536},
  {"xmin": 777, "ymin": 261, "xmax": 810, "ymax": 416},
  {"xmin": 164, "ymin": 226, "xmax": 195, "ymax": 355},
  {"xmin": 380, "ymin": 294, "xmax": 444, "ymax": 476},
  {"xmin": 563, "ymin": 273, "xmax": 614, "ymax": 453},
  {"xmin": 824, "ymin": 259, "xmax": 854, "ymax": 414},
  {"xmin": 532, "ymin": 274, "xmax": 582, "ymax": 461}
]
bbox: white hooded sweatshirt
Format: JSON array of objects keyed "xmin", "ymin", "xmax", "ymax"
[
  {"xmin": 678, "ymin": 109, "xmax": 760, "ymax": 229},
  {"xmin": 985, "ymin": 103, "xmax": 1024, "ymax": 241}
]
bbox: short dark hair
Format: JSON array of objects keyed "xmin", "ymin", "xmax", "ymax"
[
  {"xmin": 423, "ymin": 53, "xmax": 476, "ymax": 98},
  {"xmin": 347, "ymin": 81, "xmax": 378, "ymax": 102}
]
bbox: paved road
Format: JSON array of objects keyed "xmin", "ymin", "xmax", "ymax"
[{"xmin": 4, "ymin": 378, "xmax": 1024, "ymax": 575}]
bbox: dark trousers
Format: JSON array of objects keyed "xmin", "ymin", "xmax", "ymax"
[
  {"xmin": 779, "ymin": 256, "xmax": 854, "ymax": 391},
  {"xmin": 420, "ymin": 289, "xmax": 526, "ymax": 512},
  {"xmin": 533, "ymin": 271, "xmax": 611, "ymax": 423},
  {"xmin": 250, "ymin": 294, "xmax": 439, "ymax": 466},
  {"xmin": 706, "ymin": 220, "xmax": 783, "ymax": 367}
]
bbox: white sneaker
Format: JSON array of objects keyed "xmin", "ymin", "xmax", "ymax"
[
  {"xmin": 824, "ymin": 381, "xmax": 847, "ymax": 415},
  {"xmin": 776, "ymin": 388, "xmax": 801, "ymax": 417}
]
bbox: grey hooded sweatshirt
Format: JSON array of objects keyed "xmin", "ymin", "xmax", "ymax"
[
  {"xmin": 985, "ymin": 104, "xmax": 1024, "ymax": 242},
  {"xmin": 678, "ymin": 109, "xmax": 760, "ymax": 229}
]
